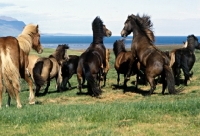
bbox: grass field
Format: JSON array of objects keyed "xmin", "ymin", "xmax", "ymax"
[{"xmin": 0, "ymin": 45, "xmax": 200, "ymax": 136}]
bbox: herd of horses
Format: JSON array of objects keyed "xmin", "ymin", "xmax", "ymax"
[{"xmin": 0, "ymin": 14, "xmax": 200, "ymax": 108}]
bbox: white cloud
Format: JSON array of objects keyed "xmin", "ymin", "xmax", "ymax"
[{"xmin": 0, "ymin": 0, "xmax": 199, "ymax": 35}]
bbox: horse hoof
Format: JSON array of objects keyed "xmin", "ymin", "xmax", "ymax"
[
  {"xmin": 29, "ymin": 101, "xmax": 35, "ymax": 105},
  {"xmin": 17, "ymin": 104, "xmax": 22, "ymax": 109}
]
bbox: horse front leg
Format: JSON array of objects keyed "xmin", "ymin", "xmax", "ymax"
[
  {"xmin": 77, "ymin": 73, "xmax": 83, "ymax": 94},
  {"xmin": 0, "ymin": 74, "xmax": 2, "ymax": 108}
]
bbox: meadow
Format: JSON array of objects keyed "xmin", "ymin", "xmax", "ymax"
[{"xmin": 0, "ymin": 45, "xmax": 200, "ymax": 136}]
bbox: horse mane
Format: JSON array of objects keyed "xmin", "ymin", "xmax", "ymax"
[
  {"xmin": 49, "ymin": 44, "xmax": 69, "ymax": 64},
  {"xmin": 113, "ymin": 39, "xmax": 126, "ymax": 57},
  {"xmin": 17, "ymin": 24, "xmax": 39, "ymax": 54},
  {"xmin": 186, "ymin": 34, "xmax": 198, "ymax": 51},
  {"xmin": 92, "ymin": 16, "xmax": 104, "ymax": 44},
  {"xmin": 131, "ymin": 14, "xmax": 155, "ymax": 43}
]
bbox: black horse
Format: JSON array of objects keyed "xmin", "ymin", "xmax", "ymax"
[
  {"xmin": 121, "ymin": 14, "xmax": 176, "ymax": 95},
  {"xmin": 76, "ymin": 16, "xmax": 112, "ymax": 97},
  {"xmin": 61, "ymin": 55, "xmax": 84, "ymax": 90},
  {"xmin": 170, "ymin": 35, "xmax": 200, "ymax": 85}
]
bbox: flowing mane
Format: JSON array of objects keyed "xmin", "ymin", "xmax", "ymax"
[
  {"xmin": 92, "ymin": 16, "xmax": 104, "ymax": 44},
  {"xmin": 131, "ymin": 14, "xmax": 155, "ymax": 43},
  {"xmin": 49, "ymin": 44, "xmax": 69, "ymax": 64},
  {"xmin": 17, "ymin": 24, "xmax": 39, "ymax": 54},
  {"xmin": 113, "ymin": 39, "xmax": 127, "ymax": 57}
]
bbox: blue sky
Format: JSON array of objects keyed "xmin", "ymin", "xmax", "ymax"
[{"xmin": 0, "ymin": 0, "xmax": 200, "ymax": 36}]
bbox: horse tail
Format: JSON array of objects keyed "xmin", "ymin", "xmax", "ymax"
[
  {"xmin": 83, "ymin": 63, "xmax": 102, "ymax": 97},
  {"xmin": 169, "ymin": 51, "xmax": 175, "ymax": 67},
  {"xmin": 164, "ymin": 65, "xmax": 176, "ymax": 94},
  {"xmin": 0, "ymin": 47, "xmax": 20, "ymax": 98},
  {"xmin": 33, "ymin": 61, "xmax": 45, "ymax": 86}
]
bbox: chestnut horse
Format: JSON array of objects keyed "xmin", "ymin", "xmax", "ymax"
[
  {"xmin": 100, "ymin": 49, "xmax": 110, "ymax": 87},
  {"xmin": 170, "ymin": 35, "xmax": 200, "ymax": 85},
  {"xmin": 121, "ymin": 14, "xmax": 176, "ymax": 95},
  {"xmin": 77, "ymin": 16, "xmax": 112, "ymax": 97},
  {"xmin": 113, "ymin": 39, "xmax": 141, "ymax": 89},
  {"xmin": 33, "ymin": 44, "xmax": 69, "ymax": 96},
  {"xmin": 0, "ymin": 24, "xmax": 43, "ymax": 108}
]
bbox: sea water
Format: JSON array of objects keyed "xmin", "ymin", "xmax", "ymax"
[{"xmin": 41, "ymin": 36, "xmax": 200, "ymax": 50}]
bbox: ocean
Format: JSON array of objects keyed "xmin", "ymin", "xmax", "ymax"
[{"xmin": 40, "ymin": 36, "xmax": 200, "ymax": 50}]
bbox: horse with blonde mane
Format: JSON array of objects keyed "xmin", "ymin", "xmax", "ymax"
[{"xmin": 0, "ymin": 24, "xmax": 43, "ymax": 108}]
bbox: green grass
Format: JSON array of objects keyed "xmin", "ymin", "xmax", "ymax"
[{"xmin": 1, "ymin": 45, "xmax": 200, "ymax": 136}]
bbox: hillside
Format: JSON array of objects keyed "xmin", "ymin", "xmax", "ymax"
[{"xmin": 0, "ymin": 16, "xmax": 26, "ymax": 37}]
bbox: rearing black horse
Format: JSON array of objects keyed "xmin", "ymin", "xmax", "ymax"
[
  {"xmin": 77, "ymin": 16, "xmax": 112, "ymax": 97},
  {"xmin": 121, "ymin": 14, "xmax": 176, "ymax": 95},
  {"xmin": 170, "ymin": 35, "xmax": 200, "ymax": 85}
]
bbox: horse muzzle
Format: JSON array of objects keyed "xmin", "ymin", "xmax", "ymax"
[
  {"xmin": 37, "ymin": 49, "xmax": 43, "ymax": 54},
  {"xmin": 121, "ymin": 30, "xmax": 127, "ymax": 38}
]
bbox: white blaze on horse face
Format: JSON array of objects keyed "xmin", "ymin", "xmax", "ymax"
[{"xmin": 183, "ymin": 41, "xmax": 188, "ymax": 48}]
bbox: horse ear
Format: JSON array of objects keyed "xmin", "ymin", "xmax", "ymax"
[{"xmin": 36, "ymin": 25, "xmax": 39, "ymax": 29}]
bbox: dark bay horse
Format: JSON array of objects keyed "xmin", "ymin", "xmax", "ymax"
[
  {"xmin": 61, "ymin": 55, "xmax": 82, "ymax": 90},
  {"xmin": 170, "ymin": 35, "xmax": 200, "ymax": 85},
  {"xmin": 121, "ymin": 14, "xmax": 176, "ymax": 95},
  {"xmin": 0, "ymin": 24, "xmax": 43, "ymax": 108},
  {"xmin": 113, "ymin": 39, "xmax": 140, "ymax": 89},
  {"xmin": 33, "ymin": 44, "xmax": 69, "ymax": 96},
  {"xmin": 77, "ymin": 16, "xmax": 112, "ymax": 97}
]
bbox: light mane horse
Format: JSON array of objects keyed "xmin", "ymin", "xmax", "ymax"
[{"xmin": 0, "ymin": 24, "xmax": 43, "ymax": 108}]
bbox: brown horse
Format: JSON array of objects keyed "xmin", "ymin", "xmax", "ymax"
[
  {"xmin": 77, "ymin": 16, "xmax": 112, "ymax": 97},
  {"xmin": 33, "ymin": 44, "xmax": 69, "ymax": 96},
  {"xmin": 121, "ymin": 14, "xmax": 176, "ymax": 95},
  {"xmin": 113, "ymin": 39, "xmax": 141, "ymax": 89},
  {"xmin": 0, "ymin": 24, "xmax": 43, "ymax": 108},
  {"xmin": 100, "ymin": 49, "xmax": 110, "ymax": 87}
]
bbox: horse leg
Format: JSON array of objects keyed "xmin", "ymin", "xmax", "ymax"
[
  {"xmin": 146, "ymin": 76, "xmax": 156, "ymax": 95},
  {"xmin": 117, "ymin": 73, "xmax": 120, "ymax": 87},
  {"xmin": 24, "ymin": 73, "xmax": 35, "ymax": 104},
  {"xmin": 77, "ymin": 73, "xmax": 83, "ymax": 94},
  {"xmin": 15, "ymin": 88, "xmax": 22, "ymax": 108},
  {"xmin": 123, "ymin": 74, "xmax": 128, "ymax": 89},
  {"xmin": 35, "ymin": 85, "xmax": 41, "ymax": 96},
  {"xmin": 103, "ymin": 72, "xmax": 107, "ymax": 87},
  {"xmin": 0, "ymin": 73, "xmax": 2, "ymax": 108},
  {"xmin": 161, "ymin": 73, "xmax": 167, "ymax": 95},
  {"xmin": 44, "ymin": 77, "xmax": 51, "ymax": 94},
  {"xmin": 6, "ymin": 93, "xmax": 11, "ymax": 107},
  {"xmin": 67, "ymin": 80, "xmax": 72, "ymax": 90}
]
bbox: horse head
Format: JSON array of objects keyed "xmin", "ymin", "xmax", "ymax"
[
  {"xmin": 103, "ymin": 25, "xmax": 112, "ymax": 37},
  {"xmin": 187, "ymin": 35, "xmax": 200, "ymax": 50},
  {"xmin": 53, "ymin": 44, "xmax": 70, "ymax": 65},
  {"xmin": 113, "ymin": 39, "xmax": 126, "ymax": 56},
  {"xmin": 121, "ymin": 15, "xmax": 135, "ymax": 38},
  {"xmin": 24, "ymin": 24, "xmax": 43, "ymax": 54}
]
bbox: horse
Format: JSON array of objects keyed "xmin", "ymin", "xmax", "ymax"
[
  {"xmin": 61, "ymin": 55, "xmax": 83, "ymax": 90},
  {"xmin": 28, "ymin": 54, "xmax": 40, "ymax": 80},
  {"xmin": 0, "ymin": 24, "xmax": 43, "ymax": 108},
  {"xmin": 100, "ymin": 48, "xmax": 110, "ymax": 87},
  {"xmin": 77, "ymin": 16, "xmax": 112, "ymax": 97},
  {"xmin": 33, "ymin": 44, "xmax": 69, "ymax": 96},
  {"xmin": 121, "ymin": 14, "xmax": 176, "ymax": 95},
  {"xmin": 113, "ymin": 39, "xmax": 142, "ymax": 89},
  {"xmin": 170, "ymin": 35, "xmax": 200, "ymax": 85}
]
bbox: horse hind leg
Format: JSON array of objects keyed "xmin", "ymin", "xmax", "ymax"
[
  {"xmin": 24, "ymin": 73, "xmax": 35, "ymax": 104},
  {"xmin": 146, "ymin": 76, "xmax": 156, "ymax": 95}
]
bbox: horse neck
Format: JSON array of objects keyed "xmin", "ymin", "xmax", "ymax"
[
  {"xmin": 93, "ymin": 31, "xmax": 104, "ymax": 44},
  {"xmin": 17, "ymin": 34, "xmax": 33, "ymax": 55}
]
